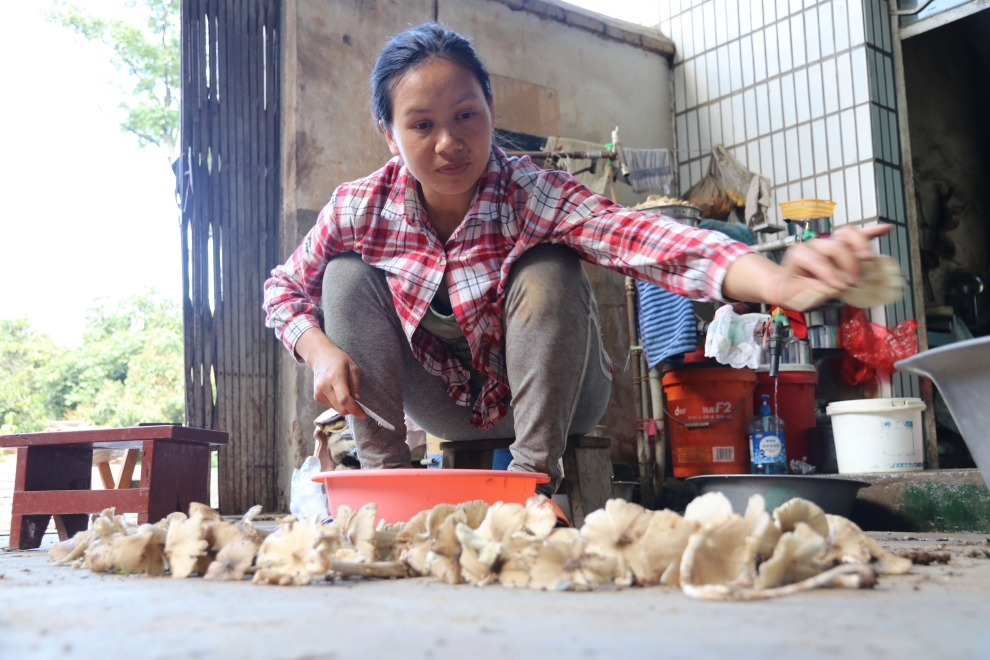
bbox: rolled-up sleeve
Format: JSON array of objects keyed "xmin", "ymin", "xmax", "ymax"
[
  {"xmin": 526, "ymin": 171, "xmax": 754, "ymax": 301},
  {"xmin": 263, "ymin": 193, "xmax": 347, "ymax": 360}
]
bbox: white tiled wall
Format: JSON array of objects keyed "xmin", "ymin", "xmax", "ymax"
[
  {"xmin": 654, "ymin": 0, "xmax": 919, "ymax": 396},
  {"xmin": 861, "ymin": 0, "xmax": 918, "ymax": 397},
  {"xmin": 659, "ymin": 0, "xmax": 877, "ymax": 231}
]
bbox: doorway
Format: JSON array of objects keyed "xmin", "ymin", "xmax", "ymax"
[{"xmin": 902, "ymin": 7, "xmax": 990, "ymax": 466}]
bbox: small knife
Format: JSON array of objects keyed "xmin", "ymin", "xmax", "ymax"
[{"xmin": 356, "ymin": 400, "xmax": 396, "ymax": 431}]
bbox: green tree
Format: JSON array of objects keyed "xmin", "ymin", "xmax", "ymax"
[
  {"xmin": 59, "ymin": 289, "xmax": 185, "ymax": 427},
  {"xmin": 0, "ymin": 320, "xmax": 65, "ymax": 434},
  {"xmin": 46, "ymin": 0, "xmax": 180, "ymax": 161},
  {"xmin": 1, "ymin": 290, "xmax": 185, "ymax": 433}
]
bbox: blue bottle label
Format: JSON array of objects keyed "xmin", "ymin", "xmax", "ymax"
[{"xmin": 750, "ymin": 432, "xmax": 786, "ymax": 464}]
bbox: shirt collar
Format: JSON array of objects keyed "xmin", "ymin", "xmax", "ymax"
[{"xmin": 381, "ymin": 147, "xmax": 509, "ymax": 226}]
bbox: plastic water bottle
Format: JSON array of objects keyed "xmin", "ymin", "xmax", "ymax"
[{"xmin": 749, "ymin": 394, "xmax": 787, "ymax": 475}]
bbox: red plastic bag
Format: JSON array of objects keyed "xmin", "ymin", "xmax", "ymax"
[
  {"xmin": 838, "ymin": 306, "xmax": 919, "ymax": 382},
  {"xmin": 839, "ymin": 355, "xmax": 875, "ymax": 386}
]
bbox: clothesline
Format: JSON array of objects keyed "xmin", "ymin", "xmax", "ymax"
[{"xmin": 505, "ymin": 150, "xmax": 616, "ymax": 160}]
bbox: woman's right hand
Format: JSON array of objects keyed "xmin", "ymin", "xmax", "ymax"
[{"xmin": 295, "ymin": 328, "xmax": 367, "ymax": 419}]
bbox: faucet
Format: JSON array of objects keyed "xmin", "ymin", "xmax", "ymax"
[{"xmin": 767, "ymin": 316, "xmax": 785, "ymax": 378}]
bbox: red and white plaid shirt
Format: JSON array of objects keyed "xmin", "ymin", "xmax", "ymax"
[{"xmin": 264, "ymin": 147, "xmax": 753, "ymax": 428}]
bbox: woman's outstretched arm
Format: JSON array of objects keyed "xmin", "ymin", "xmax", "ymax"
[{"xmin": 721, "ymin": 224, "xmax": 892, "ymax": 309}]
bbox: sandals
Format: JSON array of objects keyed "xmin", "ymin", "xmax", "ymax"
[{"xmin": 547, "ymin": 498, "xmax": 572, "ymax": 528}]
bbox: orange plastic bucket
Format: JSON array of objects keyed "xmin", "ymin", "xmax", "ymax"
[
  {"xmin": 312, "ymin": 469, "xmax": 550, "ymax": 523},
  {"xmin": 662, "ymin": 367, "xmax": 756, "ymax": 477}
]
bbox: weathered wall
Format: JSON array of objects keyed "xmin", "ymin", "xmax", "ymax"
[
  {"xmin": 440, "ymin": 0, "xmax": 673, "ymax": 163},
  {"xmin": 277, "ymin": 0, "xmax": 434, "ymax": 509},
  {"xmin": 438, "ymin": 0, "xmax": 673, "ymax": 467},
  {"xmin": 657, "ymin": 0, "xmax": 929, "ymax": 401},
  {"xmin": 276, "ymin": 0, "xmax": 674, "ymax": 506},
  {"xmin": 902, "ymin": 12, "xmax": 990, "ymax": 310}
]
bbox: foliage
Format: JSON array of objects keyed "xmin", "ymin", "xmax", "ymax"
[
  {"xmin": 0, "ymin": 320, "xmax": 64, "ymax": 434},
  {"xmin": 46, "ymin": 0, "xmax": 180, "ymax": 160},
  {"xmin": 0, "ymin": 290, "xmax": 184, "ymax": 433}
]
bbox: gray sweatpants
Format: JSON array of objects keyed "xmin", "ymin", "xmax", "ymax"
[{"xmin": 320, "ymin": 244, "xmax": 612, "ymax": 493}]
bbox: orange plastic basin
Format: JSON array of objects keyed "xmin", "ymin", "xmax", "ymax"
[{"xmin": 311, "ymin": 469, "xmax": 550, "ymax": 523}]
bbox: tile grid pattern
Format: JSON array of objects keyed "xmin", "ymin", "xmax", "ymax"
[
  {"xmin": 658, "ymin": 0, "xmax": 918, "ymax": 397},
  {"xmin": 862, "ymin": 0, "xmax": 918, "ymax": 398},
  {"xmin": 660, "ymin": 0, "xmax": 878, "ymax": 230}
]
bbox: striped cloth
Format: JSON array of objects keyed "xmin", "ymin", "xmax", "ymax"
[
  {"xmin": 634, "ymin": 220, "xmax": 756, "ymax": 369},
  {"xmin": 636, "ymin": 281, "xmax": 697, "ymax": 369}
]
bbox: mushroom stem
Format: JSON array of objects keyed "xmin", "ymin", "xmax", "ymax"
[
  {"xmin": 329, "ymin": 560, "xmax": 409, "ymax": 578},
  {"xmin": 682, "ymin": 564, "xmax": 877, "ymax": 600}
]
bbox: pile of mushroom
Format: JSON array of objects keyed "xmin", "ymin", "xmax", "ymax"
[{"xmin": 48, "ymin": 493, "xmax": 913, "ymax": 600}]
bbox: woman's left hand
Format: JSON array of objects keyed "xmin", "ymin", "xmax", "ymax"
[{"xmin": 771, "ymin": 224, "xmax": 892, "ymax": 311}]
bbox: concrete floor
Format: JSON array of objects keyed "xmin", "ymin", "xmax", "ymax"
[{"xmin": 2, "ymin": 535, "xmax": 990, "ymax": 659}]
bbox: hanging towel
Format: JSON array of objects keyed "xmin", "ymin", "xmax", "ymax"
[
  {"xmin": 744, "ymin": 173, "xmax": 772, "ymax": 228},
  {"xmin": 621, "ymin": 148, "xmax": 673, "ymax": 194},
  {"xmin": 636, "ymin": 281, "xmax": 697, "ymax": 369},
  {"xmin": 542, "ymin": 136, "xmax": 609, "ymax": 195}
]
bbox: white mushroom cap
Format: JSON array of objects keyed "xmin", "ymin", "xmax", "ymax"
[
  {"xmin": 773, "ymin": 498, "xmax": 829, "ymax": 537},
  {"xmin": 822, "ymin": 514, "xmax": 872, "ymax": 565},
  {"xmin": 426, "ymin": 513, "xmax": 465, "ymax": 584},
  {"xmin": 188, "ymin": 502, "xmax": 221, "ymax": 524},
  {"xmin": 824, "ymin": 514, "xmax": 912, "ymax": 575},
  {"xmin": 455, "ymin": 522, "xmax": 503, "ymax": 586},
  {"xmin": 528, "ymin": 528, "xmax": 617, "ymax": 591},
  {"xmin": 580, "ymin": 499, "xmax": 651, "ymax": 586},
  {"xmin": 164, "ymin": 513, "xmax": 210, "ymax": 579},
  {"xmin": 49, "ymin": 530, "xmax": 95, "ymax": 566},
  {"xmin": 455, "ymin": 497, "xmax": 548, "ymax": 587},
  {"xmin": 497, "ymin": 533, "xmax": 543, "ymax": 588},
  {"xmin": 520, "ymin": 495, "xmax": 557, "ymax": 540},
  {"xmin": 252, "ymin": 515, "xmax": 331, "ymax": 586},
  {"xmin": 625, "ymin": 509, "xmax": 700, "ymax": 586},
  {"xmin": 476, "ymin": 501, "xmax": 527, "ymax": 544},
  {"xmin": 842, "ymin": 254, "xmax": 906, "ymax": 309},
  {"xmin": 755, "ymin": 522, "xmax": 826, "ymax": 589},
  {"xmin": 684, "ymin": 492, "xmax": 734, "ymax": 526},
  {"xmin": 337, "ymin": 503, "xmax": 378, "ymax": 562},
  {"xmin": 679, "ymin": 514, "xmax": 753, "ymax": 587},
  {"xmin": 396, "ymin": 504, "xmax": 456, "ymax": 576},
  {"xmin": 205, "ymin": 539, "xmax": 259, "ymax": 581},
  {"xmin": 745, "ymin": 494, "xmax": 781, "ymax": 559}
]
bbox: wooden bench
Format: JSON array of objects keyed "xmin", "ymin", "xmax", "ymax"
[
  {"xmin": 0, "ymin": 425, "xmax": 228, "ymax": 549},
  {"xmin": 438, "ymin": 436, "xmax": 613, "ymax": 527}
]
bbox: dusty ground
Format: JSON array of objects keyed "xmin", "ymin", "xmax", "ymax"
[{"xmin": 1, "ymin": 534, "xmax": 989, "ymax": 659}]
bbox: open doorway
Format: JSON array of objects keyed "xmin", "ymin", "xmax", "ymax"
[{"xmin": 902, "ymin": 7, "xmax": 990, "ymax": 467}]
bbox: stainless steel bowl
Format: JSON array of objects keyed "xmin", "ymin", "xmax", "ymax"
[
  {"xmin": 656, "ymin": 204, "xmax": 703, "ymax": 226},
  {"xmin": 685, "ymin": 474, "xmax": 870, "ymax": 517},
  {"xmin": 896, "ymin": 336, "xmax": 990, "ymax": 487}
]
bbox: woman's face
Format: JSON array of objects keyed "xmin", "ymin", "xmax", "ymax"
[{"xmin": 382, "ymin": 58, "xmax": 494, "ymax": 206}]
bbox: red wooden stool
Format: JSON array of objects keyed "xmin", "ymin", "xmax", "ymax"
[{"xmin": 0, "ymin": 425, "xmax": 228, "ymax": 549}]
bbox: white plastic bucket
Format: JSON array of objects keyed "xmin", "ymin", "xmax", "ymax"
[{"xmin": 825, "ymin": 398, "xmax": 927, "ymax": 473}]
